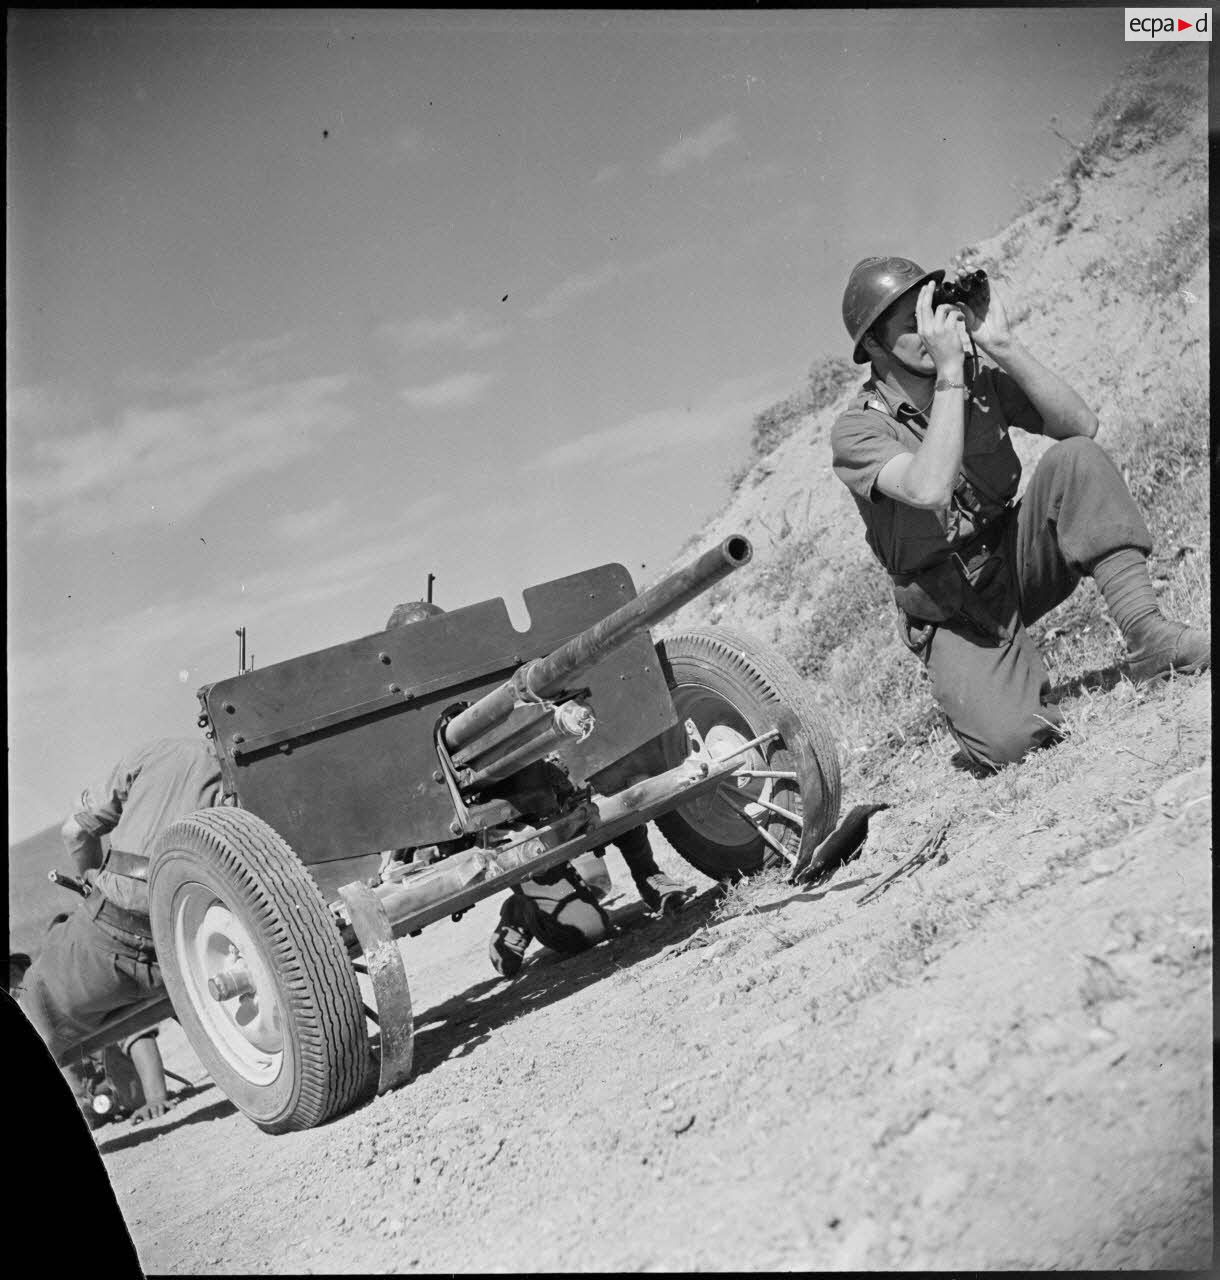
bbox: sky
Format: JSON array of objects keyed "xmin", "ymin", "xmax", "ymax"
[{"xmin": 6, "ymin": 8, "xmax": 1151, "ymax": 841}]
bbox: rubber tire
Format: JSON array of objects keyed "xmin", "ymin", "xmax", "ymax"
[
  {"xmin": 654, "ymin": 628, "xmax": 842, "ymax": 881},
  {"xmin": 148, "ymin": 808, "xmax": 369, "ymax": 1134}
]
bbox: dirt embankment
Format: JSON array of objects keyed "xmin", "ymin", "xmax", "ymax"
[
  {"xmin": 92, "ymin": 45, "xmax": 1210, "ymax": 1274},
  {"xmin": 101, "ymin": 676, "xmax": 1211, "ymax": 1273}
]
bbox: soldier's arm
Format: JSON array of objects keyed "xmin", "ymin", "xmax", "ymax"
[
  {"xmin": 65, "ymin": 751, "xmax": 140, "ymax": 875},
  {"xmin": 966, "ymin": 290, "xmax": 1097, "ymax": 440},
  {"xmin": 874, "ymin": 282, "xmax": 968, "ymax": 510},
  {"xmin": 128, "ymin": 1035, "xmax": 175, "ymax": 1123},
  {"xmin": 984, "ymin": 338, "xmax": 1098, "ymax": 440},
  {"xmin": 873, "ymin": 381, "xmax": 966, "ymax": 510},
  {"xmin": 62, "ymin": 814, "xmax": 105, "ymax": 876}
]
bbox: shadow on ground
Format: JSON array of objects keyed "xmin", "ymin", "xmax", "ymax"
[
  {"xmin": 96, "ymin": 1088, "xmax": 235, "ymax": 1154},
  {"xmin": 398, "ymin": 888, "xmax": 728, "ymax": 1084},
  {"xmin": 1049, "ymin": 663, "xmax": 1126, "ymax": 701}
]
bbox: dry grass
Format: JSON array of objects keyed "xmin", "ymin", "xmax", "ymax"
[
  {"xmin": 728, "ymin": 355, "xmax": 857, "ymax": 492},
  {"xmin": 661, "ymin": 44, "xmax": 1211, "ymax": 1004}
]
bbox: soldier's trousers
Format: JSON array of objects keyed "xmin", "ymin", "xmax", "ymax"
[
  {"xmin": 503, "ymin": 826, "xmax": 660, "ymax": 954},
  {"xmin": 905, "ymin": 437, "xmax": 1153, "ymax": 769},
  {"xmin": 19, "ymin": 904, "xmax": 162, "ymax": 1067},
  {"xmin": 510, "ymin": 868, "xmax": 611, "ymax": 953}
]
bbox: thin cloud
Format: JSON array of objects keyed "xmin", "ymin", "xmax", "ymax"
[
  {"xmin": 399, "ymin": 370, "xmax": 496, "ymax": 410},
  {"xmin": 384, "ymin": 127, "xmax": 439, "ymax": 166},
  {"xmin": 270, "ymin": 496, "xmax": 351, "ymax": 544},
  {"xmin": 656, "ymin": 114, "xmax": 740, "ymax": 174},
  {"xmin": 740, "ymin": 199, "xmax": 821, "ymax": 249},
  {"xmin": 630, "ymin": 241, "xmax": 702, "ymax": 277},
  {"xmin": 116, "ymin": 331, "xmax": 306, "ymax": 397},
  {"xmin": 712, "ymin": 158, "xmax": 793, "ymax": 188},
  {"xmin": 523, "ymin": 243, "xmax": 700, "ymax": 326},
  {"xmin": 522, "ymin": 370, "xmax": 791, "ymax": 474},
  {"xmin": 6, "ymin": 382, "xmax": 93, "ymax": 438},
  {"xmin": 525, "ymin": 263, "xmax": 622, "ymax": 321},
  {"xmin": 358, "ymin": 126, "xmax": 437, "ymax": 170},
  {"xmin": 592, "ymin": 163, "xmax": 623, "ymax": 185},
  {"xmin": 378, "ymin": 308, "xmax": 508, "ymax": 354},
  {"xmin": 10, "ymin": 488, "xmax": 457, "ymax": 705},
  {"xmin": 10, "ymin": 374, "xmax": 354, "ymax": 537}
]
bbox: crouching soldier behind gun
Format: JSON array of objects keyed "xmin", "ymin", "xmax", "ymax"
[{"xmin": 18, "ymin": 737, "xmax": 226, "ymax": 1125}]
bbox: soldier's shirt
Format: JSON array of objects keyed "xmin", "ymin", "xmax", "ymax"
[
  {"xmin": 830, "ymin": 360, "xmax": 1045, "ymax": 576},
  {"xmin": 73, "ymin": 737, "xmax": 223, "ymax": 914}
]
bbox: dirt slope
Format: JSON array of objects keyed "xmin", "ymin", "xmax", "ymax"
[
  {"xmin": 662, "ymin": 44, "xmax": 1208, "ymax": 706},
  {"xmin": 101, "ymin": 678, "xmax": 1211, "ymax": 1273},
  {"xmin": 90, "ymin": 46, "xmax": 1210, "ymax": 1274}
]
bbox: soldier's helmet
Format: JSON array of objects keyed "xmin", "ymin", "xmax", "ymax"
[
  {"xmin": 842, "ymin": 256, "xmax": 945, "ymax": 364},
  {"xmin": 385, "ymin": 599, "xmax": 445, "ymax": 629}
]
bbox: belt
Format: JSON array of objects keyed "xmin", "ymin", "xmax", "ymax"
[
  {"xmin": 89, "ymin": 894, "xmax": 155, "ymax": 942},
  {"xmin": 889, "ymin": 510, "xmax": 1015, "ymax": 642},
  {"xmin": 104, "ymin": 847, "xmax": 149, "ymax": 882}
]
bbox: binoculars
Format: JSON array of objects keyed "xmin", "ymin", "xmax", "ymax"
[{"xmin": 932, "ymin": 268, "xmax": 989, "ymax": 312}]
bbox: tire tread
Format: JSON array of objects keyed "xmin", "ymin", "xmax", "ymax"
[
  {"xmin": 655, "ymin": 627, "xmax": 842, "ymax": 877},
  {"xmin": 150, "ymin": 809, "xmax": 368, "ymax": 1133}
]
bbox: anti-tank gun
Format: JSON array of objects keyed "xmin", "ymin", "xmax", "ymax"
[{"xmin": 127, "ymin": 535, "xmax": 840, "ymax": 1132}]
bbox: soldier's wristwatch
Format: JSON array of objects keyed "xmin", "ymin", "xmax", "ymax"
[{"xmin": 935, "ymin": 378, "xmax": 966, "ymax": 392}]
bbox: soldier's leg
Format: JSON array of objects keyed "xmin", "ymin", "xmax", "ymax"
[
  {"xmin": 613, "ymin": 826, "xmax": 695, "ymax": 914},
  {"xmin": 488, "ymin": 869, "xmax": 612, "ymax": 977},
  {"xmin": 570, "ymin": 849, "xmax": 613, "ymax": 902},
  {"xmin": 18, "ymin": 908, "xmax": 162, "ymax": 1122},
  {"xmin": 517, "ymin": 868, "xmax": 611, "ymax": 954},
  {"xmin": 488, "ymin": 891, "xmax": 533, "ymax": 978},
  {"xmin": 1016, "ymin": 437, "xmax": 1208, "ymax": 679},
  {"xmin": 17, "ymin": 909, "xmax": 138, "ymax": 1064},
  {"xmin": 921, "ymin": 620, "xmax": 1064, "ymax": 770}
]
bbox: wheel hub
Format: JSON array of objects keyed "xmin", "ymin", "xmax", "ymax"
[
  {"xmin": 672, "ymin": 695, "xmax": 771, "ymax": 849},
  {"xmin": 670, "ymin": 686, "xmax": 806, "ymax": 863},
  {"xmin": 173, "ymin": 886, "xmax": 285, "ymax": 1084}
]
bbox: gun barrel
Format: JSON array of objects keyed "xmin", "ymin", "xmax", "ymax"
[{"xmin": 442, "ymin": 534, "xmax": 752, "ymax": 754}]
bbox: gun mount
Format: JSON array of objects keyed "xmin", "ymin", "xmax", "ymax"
[{"xmin": 105, "ymin": 534, "xmax": 841, "ymax": 1133}]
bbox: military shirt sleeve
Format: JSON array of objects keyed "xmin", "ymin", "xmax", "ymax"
[
  {"xmin": 74, "ymin": 751, "xmax": 143, "ymax": 836},
  {"xmin": 831, "ymin": 408, "xmax": 911, "ymax": 503},
  {"xmin": 991, "ymin": 367, "xmax": 1045, "ymax": 435}
]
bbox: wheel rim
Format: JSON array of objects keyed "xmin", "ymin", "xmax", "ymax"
[
  {"xmin": 671, "ymin": 684, "xmax": 801, "ymax": 855},
  {"xmin": 172, "ymin": 882, "xmax": 285, "ymax": 1085}
]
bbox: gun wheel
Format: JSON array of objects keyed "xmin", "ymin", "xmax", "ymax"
[
  {"xmin": 149, "ymin": 808, "xmax": 369, "ymax": 1134},
  {"xmin": 655, "ymin": 628, "xmax": 841, "ymax": 882}
]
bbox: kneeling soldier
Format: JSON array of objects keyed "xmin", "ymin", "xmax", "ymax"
[{"xmin": 831, "ymin": 256, "xmax": 1208, "ymax": 770}]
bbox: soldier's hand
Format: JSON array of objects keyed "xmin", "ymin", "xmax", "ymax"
[
  {"xmin": 915, "ymin": 281, "xmax": 967, "ymax": 371},
  {"xmin": 963, "ymin": 285, "xmax": 1012, "ymax": 353},
  {"xmin": 131, "ymin": 1095, "xmax": 176, "ymax": 1124}
]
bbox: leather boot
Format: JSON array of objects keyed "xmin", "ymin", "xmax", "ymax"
[{"xmin": 1124, "ymin": 618, "xmax": 1210, "ymax": 684}]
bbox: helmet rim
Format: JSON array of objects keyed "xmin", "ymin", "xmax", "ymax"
[{"xmin": 843, "ymin": 258, "xmax": 946, "ymax": 363}]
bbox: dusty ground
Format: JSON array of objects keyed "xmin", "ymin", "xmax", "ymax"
[
  {"xmin": 86, "ymin": 46, "xmax": 1211, "ymax": 1274},
  {"xmin": 97, "ymin": 673, "xmax": 1211, "ymax": 1274}
]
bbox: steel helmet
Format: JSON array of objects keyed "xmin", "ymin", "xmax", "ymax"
[
  {"xmin": 385, "ymin": 599, "xmax": 445, "ymax": 629},
  {"xmin": 842, "ymin": 256, "xmax": 945, "ymax": 364}
]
